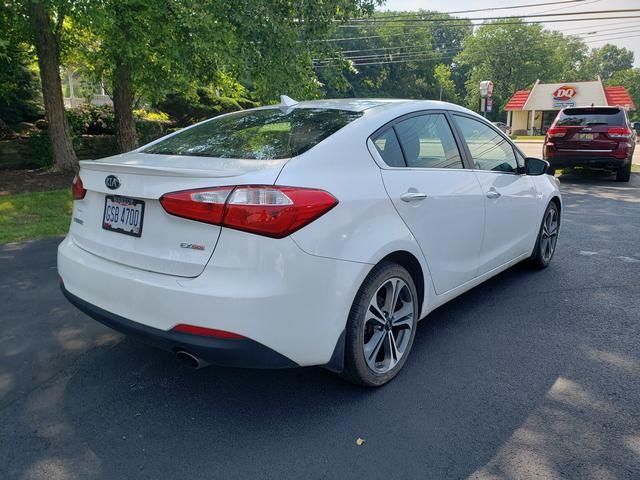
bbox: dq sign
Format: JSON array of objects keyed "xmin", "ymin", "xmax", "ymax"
[{"xmin": 553, "ymin": 85, "xmax": 577, "ymax": 101}]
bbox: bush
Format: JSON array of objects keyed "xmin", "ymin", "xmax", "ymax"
[
  {"xmin": 133, "ymin": 109, "xmax": 170, "ymax": 122},
  {"xmin": 157, "ymin": 88, "xmax": 257, "ymax": 126},
  {"xmin": 66, "ymin": 104, "xmax": 115, "ymax": 136},
  {"xmin": 0, "ymin": 43, "xmax": 43, "ymax": 125}
]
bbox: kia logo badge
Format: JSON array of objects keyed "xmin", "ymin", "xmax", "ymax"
[{"xmin": 105, "ymin": 175, "xmax": 120, "ymax": 190}]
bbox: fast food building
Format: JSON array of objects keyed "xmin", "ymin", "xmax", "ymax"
[{"xmin": 504, "ymin": 78, "xmax": 635, "ymax": 135}]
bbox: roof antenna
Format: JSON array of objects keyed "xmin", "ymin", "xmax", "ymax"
[{"xmin": 280, "ymin": 95, "xmax": 298, "ymax": 107}]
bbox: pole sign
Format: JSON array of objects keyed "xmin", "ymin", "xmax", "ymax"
[
  {"xmin": 552, "ymin": 85, "xmax": 577, "ymax": 108},
  {"xmin": 479, "ymin": 81, "xmax": 493, "ymax": 116},
  {"xmin": 480, "ymin": 81, "xmax": 494, "ymax": 99}
]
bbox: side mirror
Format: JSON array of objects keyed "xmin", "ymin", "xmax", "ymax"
[{"xmin": 524, "ymin": 157, "xmax": 550, "ymax": 176}]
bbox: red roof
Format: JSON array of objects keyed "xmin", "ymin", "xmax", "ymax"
[
  {"xmin": 604, "ymin": 86, "xmax": 635, "ymax": 109},
  {"xmin": 504, "ymin": 90, "xmax": 531, "ymax": 111}
]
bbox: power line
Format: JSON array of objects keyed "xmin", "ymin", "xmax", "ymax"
[
  {"xmin": 574, "ymin": 27, "xmax": 640, "ymax": 39},
  {"xmin": 376, "ymin": 0, "xmax": 599, "ymax": 20},
  {"xmin": 373, "ymin": 0, "xmax": 589, "ymax": 18},
  {"xmin": 315, "ymin": 49, "xmax": 460, "ymax": 64},
  {"xmin": 321, "ymin": 20, "xmax": 640, "ymax": 57},
  {"xmin": 337, "ymin": 15, "xmax": 640, "ymax": 29},
  {"xmin": 341, "ymin": 9, "xmax": 640, "ymax": 25},
  {"xmin": 311, "ymin": 15, "xmax": 640, "ymax": 42},
  {"xmin": 313, "ymin": 32, "xmax": 640, "ymax": 68},
  {"xmin": 583, "ymin": 32, "xmax": 640, "ymax": 42},
  {"xmin": 536, "ymin": 0, "xmax": 601, "ymax": 14}
]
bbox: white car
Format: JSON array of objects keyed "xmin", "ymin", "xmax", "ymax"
[{"xmin": 58, "ymin": 98, "xmax": 561, "ymax": 386}]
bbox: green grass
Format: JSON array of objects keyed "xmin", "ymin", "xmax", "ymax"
[{"xmin": 0, "ymin": 189, "xmax": 72, "ymax": 244}]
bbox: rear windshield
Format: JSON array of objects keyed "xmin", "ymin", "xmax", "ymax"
[
  {"xmin": 143, "ymin": 108, "xmax": 362, "ymax": 159},
  {"xmin": 556, "ymin": 108, "xmax": 625, "ymax": 127}
]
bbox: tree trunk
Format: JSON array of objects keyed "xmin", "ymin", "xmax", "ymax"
[
  {"xmin": 29, "ymin": 1, "xmax": 78, "ymax": 172},
  {"xmin": 113, "ymin": 61, "xmax": 138, "ymax": 152}
]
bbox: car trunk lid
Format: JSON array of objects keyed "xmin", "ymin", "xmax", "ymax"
[{"xmin": 70, "ymin": 152, "xmax": 287, "ymax": 277}]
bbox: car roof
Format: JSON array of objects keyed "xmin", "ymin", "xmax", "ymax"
[{"xmin": 257, "ymin": 98, "xmax": 476, "ymax": 115}]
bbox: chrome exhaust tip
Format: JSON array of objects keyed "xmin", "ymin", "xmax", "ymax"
[{"xmin": 175, "ymin": 350, "xmax": 209, "ymax": 369}]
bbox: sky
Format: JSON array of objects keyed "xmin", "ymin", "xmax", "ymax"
[{"xmin": 381, "ymin": 0, "xmax": 640, "ymax": 67}]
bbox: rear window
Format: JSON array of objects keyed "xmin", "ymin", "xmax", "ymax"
[
  {"xmin": 556, "ymin": 108, "xmax": 625, "ymax": 127},
  {"xmin": 143, "ymin": 108, "xmax": 362, "ymax": 160}
]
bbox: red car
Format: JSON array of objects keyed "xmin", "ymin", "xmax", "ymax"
[{"xmin": 543, "ymin": 106, "xmax": 636, "ymax": 182}]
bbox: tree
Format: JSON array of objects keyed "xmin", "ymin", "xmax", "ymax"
[
  {"xmin": 318, "ymin": 11, "xmax": 472, "ymax": 100},
  {"xmin": 0, "ymin": 35, "xmax": 42, "ymax": 125},
  {"xmin": 606, "ymin": 68, "xmax": 640, "ymax": 121},
  {"xmin": 434, "ymin": 64, "xmax": 458, "ymax": 102},
  {"xmin": 72, "ymin": 0, "xmax": 379, "ymax": 153},
  {"xmin": 585, "ymin": 44, "xmax": 634, "ymax": 80},
  {"xmin": 2, "ymin": 0, "xmax": 77, "ymax": 171}
]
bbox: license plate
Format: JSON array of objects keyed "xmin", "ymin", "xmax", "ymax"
[
  {"xmin": 102, "ymin": 195, "xmax": 145, "ymax": 237},
  {"xmin": 576, "ymin": 133, "xmax": 594, "ymax": 141}
]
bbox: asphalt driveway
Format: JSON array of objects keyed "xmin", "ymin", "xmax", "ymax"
[{"xmin": 1, "ymin": 173, "xmax": 639, "ymax": 480}]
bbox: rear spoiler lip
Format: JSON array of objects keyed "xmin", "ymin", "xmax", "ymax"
[
  {"xmin": 80, "ymin": 160, "xmax": 239, "ymax": 178},
  {"xmin": 80, "ymin": 160, "xmax": 251, "ymax": 178}
]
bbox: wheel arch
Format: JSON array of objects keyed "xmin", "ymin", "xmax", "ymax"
[
  {"xmin": 324, "ymin": 249, "xmax": 428, "ymax": 375},
  {"xmin": 378, "ymin": 250, "xmax": 425, "ymax": 316}
]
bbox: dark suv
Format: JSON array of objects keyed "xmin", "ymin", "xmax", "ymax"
[{"xmin": 543, "ymin": 106, "xmax": 636, "ymax": 182}]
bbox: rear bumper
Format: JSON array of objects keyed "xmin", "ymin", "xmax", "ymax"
[
  {"xmin": 61, "ymin": 283, "xmax": 297, "ymax": 368},
  {"xmin": 58, "ymin": 231, "xmax": 370, "ymax": 368},
  {"xmin": 544, "ymin": 155, "xmax": 630, "ymax": 170}
]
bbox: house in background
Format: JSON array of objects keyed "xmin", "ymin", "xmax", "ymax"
[
  {"xmin": 504, "ymin": 77, "xmax": 634, "ymax": 135},
  {"xmin": 62, "ymin": 68, "xmax": 112, "ymax": 109}
]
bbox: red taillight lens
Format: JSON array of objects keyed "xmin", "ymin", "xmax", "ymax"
[
  {"xmin": 159, "ymin": 187, "xmax": 233, "ymax": 225},
  {"xmin": 172, "ymin": 324, "xmax": 244, "ymax": 339},
  {"xmin": 72, "ymin": 175, "xmax": 86, "ymax": 200},
  {"xmin": 160, "ymin": 185, "xmax": 338, "ymax": 238},
  {"xmin": 607, "ymin": 127, "xmax": 632, "ymax": 139},
  {"xmin": 547, "ymin": 127, "xmax": 567, "ymax": 138}
]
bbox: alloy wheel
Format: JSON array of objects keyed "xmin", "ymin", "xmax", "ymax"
[
  {"xmin": 541, "ymin": 206, "xmax": 559, "ymax": 262},
  {"xmin": 363, "ymin": 277, "xmax": 415, "ymax": 374}
]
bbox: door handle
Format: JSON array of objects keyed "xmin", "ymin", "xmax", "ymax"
[
  {"xmin": 486, "ymin": 190, "xmax": 501, "ymax": 199},
  {"xmin": 400, "ymin": 192, "xmax": 428, "ymax": 202}
]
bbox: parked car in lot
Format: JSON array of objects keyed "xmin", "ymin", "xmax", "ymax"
[
  {"xmin": 543, "ymin": 106, "xmax": 636, "ymax": 182},
  {"xmin": 492, "ymin": 121, "xmax": 512, "ymax": 135},
  {"xmin": 58, "ymin": 98, "xmax": 561, "ymax": 386}
]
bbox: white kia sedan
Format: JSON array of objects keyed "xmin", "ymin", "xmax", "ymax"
[{"xmin": 58, "ymin": 98, "xmax": 561, "ymax": 386}]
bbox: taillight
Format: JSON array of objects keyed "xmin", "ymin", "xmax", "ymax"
[
  {"xmin": 172, "ymin": 324, "xmax": 244, "ymax": 339},
  {"xmin": 160, "ymin": 185, "xmax": 338, "ymax": 238},
  {"xmin": 72, "ymin": 175, "xmax": 86, "ymax": 200},
  {"xmin": 547, "ymin": 127, "xmax": 567, "ymax": 138},
  {"xmin": 607, "ymin": 127, "xmax": 632, "ymax": 139}
]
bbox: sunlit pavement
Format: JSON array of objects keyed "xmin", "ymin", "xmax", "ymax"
[{"xmin": 1, "ymin": 173, "xmax": 639, "ymax": 479}]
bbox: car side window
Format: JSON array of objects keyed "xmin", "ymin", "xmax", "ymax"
[
  {"xmin": 372, "ymin": 128, "xmax": 405, "ymax": 167},
  {"xmin": 453, "ymin": 115, "xmax": 518, "ymax": 173},
  {"xmin": 393, "ymin": 114, "xmax": 464, "ymax": 169}
]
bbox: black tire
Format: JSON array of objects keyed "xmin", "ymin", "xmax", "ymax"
[
  {"xmin": 341, "ymin": 261, "xmax": 418, "ymax": 387},
  {"xmin": 616, "ymin": 162, "xmax": 631, "ymax": 182},
  {"xmin": 529, "ymin": 201, "xmax": 560, "ymax": 269}
]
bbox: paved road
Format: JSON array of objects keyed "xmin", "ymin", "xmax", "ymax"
[
  {"xmin": 514, "ymin": 140, "xmax": 640, "ymax": 165},
  {"xmin": 1, "ymin": 173, "xmax": 639, "ymax": 480}
]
